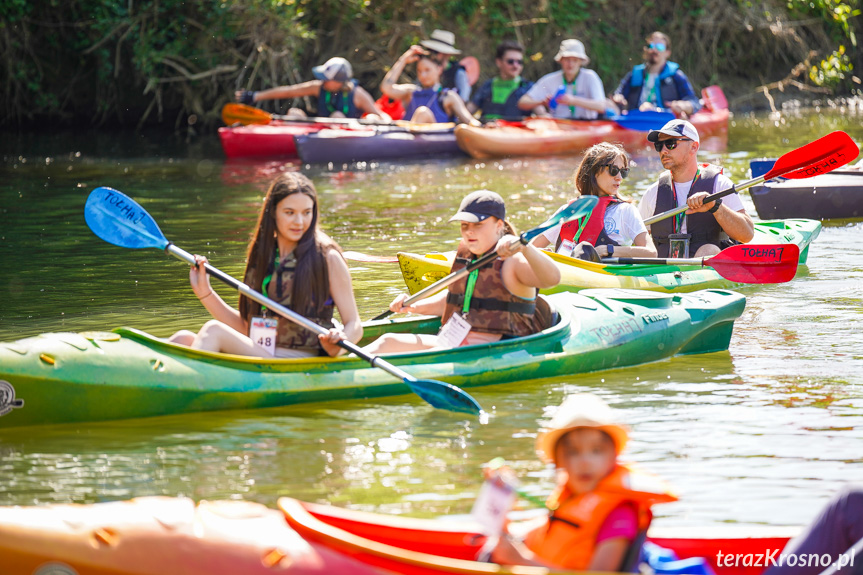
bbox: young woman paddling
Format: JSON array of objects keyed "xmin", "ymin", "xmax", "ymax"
[
  {"xmin": 169, "ymin": 173, "xmax": 362, "ymax": 358},
  {"xmin": 534, "ymin": 142, "xmax": 657, "ymax": 261},
  {"xmin": 381, "ymin": 46, "xmax": 481, "ymax": 126},
  {"xmin": 363, "ymin": 190, "xmax": 560, "ymax": 354}
]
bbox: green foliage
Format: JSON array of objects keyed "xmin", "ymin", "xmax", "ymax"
[
  {"xmin": 786, "ymin": 0, "xmax": 861, "ymax": 45},
  {"xmin": 810, "ymin": 45, "xmax": 854, "ymax": 88}
]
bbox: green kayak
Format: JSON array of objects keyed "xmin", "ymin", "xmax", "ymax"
[
  {"xmin": 399, "ymin": 219, "xmax": 821, "ymax": 294},
  {"xmin": 0, "ymin": 289, "xmax": 746, "ymax": 429}
]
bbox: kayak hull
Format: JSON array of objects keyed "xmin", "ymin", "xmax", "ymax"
[
  {"xmin": 281, "ymin": 498, "xmax": 797, "ymax": 575},
  {"xmin": 750, "ymin": 170, "xmax": 863, "ymax": 220},
  {"xmin": 398, "ymin": 219, "xmax": 820, "ymax": 295},
  {"xmin": 295, "ymin": 127, "xmax": 463, "ymax": 164},
  {"xmin": 0, "ymin": 497, "xmax": 381, "ymax": 575},
  {"xmin": 455, "ymin": 108, "xmax": 728, "ymax": 159},
  {"xmin": 0, "ymin": 289, "xmax": 745, "ymax": 429},
  {"xmin": 218, "ymin": 122, "xmax": 327, "ymax": 158}
]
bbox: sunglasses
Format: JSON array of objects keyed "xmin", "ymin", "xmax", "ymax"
[
  {"xmin": 505, "ymin": 58, "xmax": 524, "ymax": 65},
  {"xmin": 601, "ymin": 165, "xmax": 630, "ymax": 178},
  {"xmin": 653, "ymin": 138, "xmax": 692, "ymax": 152},
  {"xmin": 645, "ymin": 42, "xmax": 667, "ymax": 51}
]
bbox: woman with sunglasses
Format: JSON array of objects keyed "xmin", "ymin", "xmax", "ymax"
[
  {"xmin": 610, "ymin": 32, "xmax": 700, "ymax": 118},
  {"xmin": 533, "ymin": 142, "xmax": 657, "ymax": 261}
]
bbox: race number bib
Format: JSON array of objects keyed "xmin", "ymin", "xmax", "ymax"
[
  {"xmin": 250, "ymin": 317, "xmax": 278, "ymax": 356},
  {"xmin": 436, "ymin": 313, "xmax": 472, "ymax": 349}
]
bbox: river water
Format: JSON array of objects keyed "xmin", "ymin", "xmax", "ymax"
[{"xmin": 0, "ymin": 109, "xmax": 861, "ymax": 531}]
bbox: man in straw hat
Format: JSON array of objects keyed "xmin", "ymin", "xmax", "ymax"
[
  {"xmin": 419, "ymin": 29, "xmax": 472, "ymax": 101},
  {"xmin": 518, "ymin": 39, "xmax": 608, "ymax": 120},
  {"xmin": 488, "ymin": 394, "xmax": 677, "ymax": 571}
]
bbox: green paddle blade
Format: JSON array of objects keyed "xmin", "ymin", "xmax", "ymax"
[
  {"xmin": 406, "ymin": 378, "xmax": 485, "ymax": 416},
  {"xmin": 85, "ymin": 187, "xmax": 169, "ymax": 250},
  {"xmin": 521, "ymin": 195, "xmax": 599, "ymax": 243}
]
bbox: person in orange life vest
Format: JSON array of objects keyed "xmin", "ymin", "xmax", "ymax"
[
  {"xmin": 235, "ymin": 57, "xmax": 391, "ymax": 122},
  {"xmin": 381, "ymin": 46, "xmax": 480, "ymax": 126},
  {"xmin": 639, "ymin": 119, "xmax": 754, "ymax": 258},
  {"xmin": 168, "ymin": 173, "xmax": 362, "ymax": 358},
  {"xmin": 489, "ymin": 394, "xmax": 677, "ymax": 571},
  {"xmin": 362, "ymin": 190, "xmax": 560, "ymax": 354},
  {"xmin": 533, "ymin": 142, "xmax": 657, "ymax": 261}
]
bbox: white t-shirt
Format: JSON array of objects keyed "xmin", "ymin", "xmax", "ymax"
[
  {"xmin": 638, "ymin": 172, "xmax": 743, "ymax": 234},
  {"xmin": 544, "ymin": 201, "xmax": 647, "ymax": 251},
  {"xmin": 524, "ymin": 69, "xmax": 605, "ymax": 120}
]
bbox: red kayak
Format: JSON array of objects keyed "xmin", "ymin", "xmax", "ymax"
[
  {"xmin": 218, "ymin": 121, "xmax": 329, "ymax": 158},
  {"xmin": 281, "ymin": 497, "xmax": 796, "ymax": 575},
  {"xmin": 455, "ymin": 86, "xmax": 730, "ymax": 159}
]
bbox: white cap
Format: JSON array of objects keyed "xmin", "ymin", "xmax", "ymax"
[
  {"xmin": 647, "ymin": 119, "xmax": 700, "ymax": 144},
  {"xmin": 554, "ymin": 39, "xmax": 589, "ymax": 63}
]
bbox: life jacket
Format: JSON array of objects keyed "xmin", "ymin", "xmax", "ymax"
[
  {"xmin": 316, "ymin": 83, "xmax": 360, "ymax": 118},
  {"xmin": 523, "ymin": 464, "xmax": 678, "ymax": 570},
  {"xmin": 624, "ymin": 62, "xmax": 695, "ymax": 112},
  {"xmin": 441, "ymin": 245, "xmax": 543, "ymax": 338},
  {"xmin": 651, "ymin": 163, "xmax": 724, "ymax": 258},
  {"xmin": 441, "ymin": 60, "xmax": 466, "ymax": 92},
  {"xmin": 375, "ymin": 95, "xmax": 405, "ymax": 121},
  {"xmin": 262, "ymin": 250, "xmax": 335, "ymax": 354},
  {"xmin": 556, "ymin": 195, "xmax": 622, "ymax": 252},
  {"xmin": 404, "ymin": 86, "xmax": 453, "ymax": 123},
  {"xmin": 477, "ymin": 77, "xmax": 533, "ymax": 120}
]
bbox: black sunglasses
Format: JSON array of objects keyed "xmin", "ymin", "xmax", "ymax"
[
  {"xmin": 653, "ymin": 138, "xmax": 692, "ymax": 152},
  {"xmin": 505, "ymin": 58, "xmax": 523, "ymax": 65},
  {"xmin": 601, "ymin": 165, "xmax": 630, "ymax": 178}
]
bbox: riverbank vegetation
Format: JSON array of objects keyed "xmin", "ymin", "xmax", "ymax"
[{"xmin": 1, "ymin": 0, "xmax": 859, "ymax": 130}]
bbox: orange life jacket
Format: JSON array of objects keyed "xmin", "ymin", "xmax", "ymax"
[{"xmin": 523, "ymin": 464, "xmax": 678, "ymax": 570}]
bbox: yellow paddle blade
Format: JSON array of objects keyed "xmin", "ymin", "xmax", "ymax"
[{"xmin": 222, "ymin": 103, "xmax": 273, "ymax": 126}]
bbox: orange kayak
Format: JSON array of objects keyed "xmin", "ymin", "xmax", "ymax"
[
  {"xmin": 280, "ymin": 497, "xmax": 797, "ymax": 575},
  {"xmin": 0, "ymin": 496, "xmax": 381, "ymax": 575},
  {"xmin": 455, "ymin": 87, "xmax": 729, "ymax": 159}
]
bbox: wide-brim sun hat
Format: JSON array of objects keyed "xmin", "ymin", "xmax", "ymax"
[
  {"xmin": 647, "ymin": 118, "xmax": 700, "ymax": 144},
  {"xmin": 312, "ymin": 57, "xmax": 353, "ymax": 82},
  {"xmin": 554, "ymin": 39, "xmax": 589, "ymax": 64},
  {"xmin": 448, "ymin": 190, "xmax": 506, "ymax": 223},
  {"xmin": 420, "ymin": 29, "xmax": 462, "ymax": 55},
  {"xmin": 536, "ymin": 394, "xmax": 629, "ymax": 464}
]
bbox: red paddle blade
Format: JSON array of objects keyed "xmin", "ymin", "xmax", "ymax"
[
  {"xmin": 707, "ymin": 243, "xmax": 801, "ymax": 284},
  {"xmin": 765, "ymin": 131, "xmax": 859, "ymax": 180}
]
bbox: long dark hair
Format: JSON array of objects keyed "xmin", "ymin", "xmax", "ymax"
[
  {"xmin": 573, "ymin": 142, "xmax": 631, "ymax": 201},
  {"xmin": 239, "ymin": 173, "xmax": 340, "ymax": 323}
]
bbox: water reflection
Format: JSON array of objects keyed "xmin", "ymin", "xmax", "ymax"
[{"xmin": 1, "ymin": 112, "xmax": 862, "ymax": 529}]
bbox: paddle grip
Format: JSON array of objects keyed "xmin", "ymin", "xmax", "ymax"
[{"xmin": 643, "ymin": 176, "xmax": 764, "ymax": 226}]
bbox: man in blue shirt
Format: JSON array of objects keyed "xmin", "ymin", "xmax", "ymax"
[{"xmin": 611, "ymin": 32, "xmax": 700, "ymax": 118}]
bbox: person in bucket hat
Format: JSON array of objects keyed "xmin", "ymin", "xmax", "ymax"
[
  {"xmin": 517, "ymin": 39, "xmax": 607, "ymax": 120},
  {"xmin": 234, "ymin": 56, "xmax": 390, "ymax": 121},
  {"xmin": 417, "ymin": 29, "xmax": 473, "ymax": 101},
  {"xmin": 362, "ymin": 190, "xmax": 560, "ymax": 354},
  {"xmin": 611, "ymin": 31, "xmax": 701, "ymax": 117},
  {"xmin": 639, "ymin": 119, "xmax": 754, "ymax": 258},
  {"xmin": 485, "ymin": 394, "xmax": 677, "ymax": 571}
]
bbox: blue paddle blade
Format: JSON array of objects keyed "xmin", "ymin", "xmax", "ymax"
[
  {"xmin": 85, "ymin": 187, "xmax": 169, "ymax": 250},
  {"xmin": 407, "ymin": 379, "xmax": 484, "ymax": 416},
  {"xmin": 609, "ymin": 110, "xmax": 676, "ymax": 132}
]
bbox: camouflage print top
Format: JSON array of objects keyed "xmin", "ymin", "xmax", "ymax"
[
  {"xmin": 263, "ymin": 250, "xmax": 334, "ymax": 354},
  {"xmin": 441, "ymin": 245, "xmax": 541, "ymax": 338}
]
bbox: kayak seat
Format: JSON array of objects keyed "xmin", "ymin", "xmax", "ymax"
[{"xmin": 535, "ymin": 295, "xmax": 560, "ymax": 331}]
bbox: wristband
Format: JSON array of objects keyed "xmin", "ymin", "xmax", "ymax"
[
  {"xmin": 707, "ymin": 198, "xmax": 722, "ymax": 214},
  {"xmin": 238, "ymin": 90, "xmax": 257, "ymax": 105},
  {"xmin": 607, "ymin": 244, "xmax": 614, "ymax": 256}
]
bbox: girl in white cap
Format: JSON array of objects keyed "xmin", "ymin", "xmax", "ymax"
[
  {"xmin": 489, "ymin": 394, "xmax": 677, "ymax": 571},
  {"xmin": 363, "ymin": 190, "xmax": 560, "ymax": 353}
]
